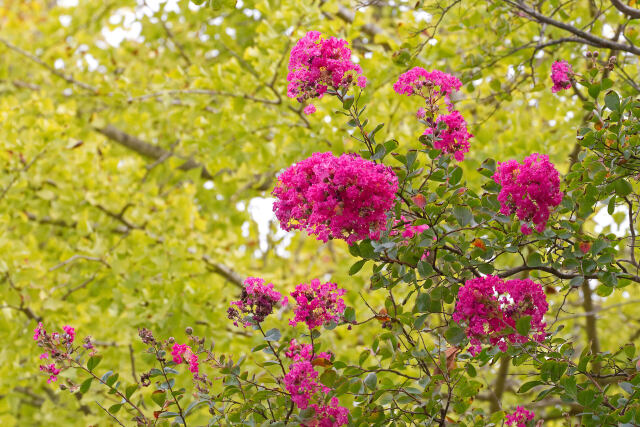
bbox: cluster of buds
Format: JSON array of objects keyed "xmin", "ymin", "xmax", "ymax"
[{"xmin": 33, "ymin": 323, "xmax": 90, "ymax": 384}]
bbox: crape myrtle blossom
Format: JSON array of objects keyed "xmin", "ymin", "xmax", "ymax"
[
  {"xmin": 423, "ymin": 110, "xmax": 472, "ymax": 161},
  {"xmin": 289, "ymin": 279, "xmax": 346, "ymax": 329},
  {"xmin": 287, "ymin": 31, "xmax": 366, "ymax": 112},
  {"xmin": 506, "ymin": 406, "xmax": 535, "ymax": 427},
  {"xmin": 33, "ymin": 323, "xmax": 80, "ymax": 384},
  {"xmin": 171, "ymin": 343, "xmax": 199, "ymax": 376},
  {"xmin": 272, "ymin": 152, "xmax": 398, "ymax": 245},
  {"xmin": 493, "ymin": 153, "xmax": 563, "ymax": 234},
  {"xmin": 393, "ymin": 67, "xmax": 462, "ymax": 106},
  {"xmin": 550, "ymin": 60, "xmax": 573, "ymax": 93},
  {"xmin": 390, "ymin": 215, "xmax": 429, "ymax": 240},
  {"xmin": 227, "ymin": 277, "xmax": 288, "ymax": 327},
  {"xmin": 453, "ymin": 276, "xmax": 549, "ymax": 356},
  {"xmin": 284, "ymin": 339, "xmax": 348, "ymax": 425}
]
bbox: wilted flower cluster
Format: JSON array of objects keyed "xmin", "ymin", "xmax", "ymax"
[
  {"xmin": 283, "ymin": 340, "xmax": 348, "ymax": 425},
  {"xmin": 423, "ymin": 111, "xmax": 472, "ymax": 161},
  {"xmin": 171, "ymin": 343, "xmax": 199, "ymax": 376},
  {"xmin": 289, "ymin": 279, "xmax": 346, "ymax": 329},
  {"xmin": 33, "ymin": 323, "xmax": 87, "ymax": 383},
  {"xmin": 493, "ymin": 153, "xmax": 563, "ymax": 234},
  {"xmin": 273, "ymin": 152, "xmax": 398, "ymax": 245},
  {"xmin": 506, "ymin": 406, "xmax": 535, "ymax": 426},
  {"xmin": 394, "ymin": 67, "xmax": 472, "ymax": 161},
  {"xmin": 287, "ymin": 31, "xmax": 366, "ymax": 112},
  {"xmin": 550, "ymin": 60, "xmax": 573, "ymax": 93},
  {"xmin": 453, "ymin": 276, "xmax": 548, "ymax": 356},
  {"xmin": 227, "ymin": 277, "xmax": 288, "ymax": 327}
]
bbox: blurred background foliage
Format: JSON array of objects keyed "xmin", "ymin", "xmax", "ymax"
[{"xmin": 0, "ymin": 0, "xmax": 638, "ymax": 424}]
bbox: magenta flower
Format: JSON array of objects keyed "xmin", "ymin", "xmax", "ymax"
[
  {"xmin": 393, "ymin": 67, "xmax": 462, "ymax": 104},
  {"xmin": 39, "ymin": 363, "xmax": 61, "ymax": 384},
  {"xmin": 390, "ymin": 215, "xmax": 429, "ymax": 240},
  {"xmin": 493, "ymin": 153, "xmax": 563, "ymax": 234},
  {"xmin": 284, "ymin": 360, "xmax": 328, "ymax": 409},
  {"xmin": 506, "ymin": 406, "xmax": 535, "ymax": 426},
  {"xmin": 289, "ymin": 279, "xmax": 346, "ymax": 329},
  {"xmin": 33, "ymin": 322, "xmax": 45, "ymax": 341},
  {"xmin": 303, "ymin": 104, "xmax": 316, "ymax": 115},
  {"xmin": 272, "ymin": 152, "xmax": 398, "ymax": 245},
  {"xmin": 550, "ymin": 60, "xmax": 573, "ymax": 93},
  {"xmin": 285, "ymin": 339, "xmax": 332, "ymax": 362},
  {"xmin": 310, "ymin": 397, "xmax": 350, "ymax": 426},
  {"xmin": 171, "ymin": 343, "xmax": 199, "ymax": 376},
  {"xmin": 62, "ymin": 325, "xmax": 75, "ymax": 343},
  {"xmin": 287, "ymin": 31, "xmax": 365, "ymax": 103},
  {"xmin": 423, "ymin": 110, "xmax": 472, "ymax": 161},
  {"xmin": 453, "ymin": 276, "xmax": 548, "ymax": 356},
  {"xmin": 228, "ymin": 277, "xmax": 287, "ymax": 327}
]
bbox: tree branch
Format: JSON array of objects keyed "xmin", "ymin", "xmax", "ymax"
[{"xmin": 610, "ymin": 0, "xmax": 640, "ymax": 18}]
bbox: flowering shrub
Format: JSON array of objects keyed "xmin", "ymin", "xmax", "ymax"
[
  {"xmin": 272, "ymin": 152, "xmax": 398, "ymax": 244},
  {"xmin": 27, "ymin": 30, "xmax": 640, "ymax": 427},
  {"xmin": 494, "ymin": 153, "xmax": 563, "ymax": 234},
  {"xmin": 453, "ymin": 276, "xmax": 549, "ymax": 356}
]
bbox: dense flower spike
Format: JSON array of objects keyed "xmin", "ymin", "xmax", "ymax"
[
  {"xmin": 287, "ymin": 31, "xmax": 366, "ymax": 111},
  {"xmin": 506, "ymin": 406, "xmax": 535, "ymax": 426},
  {"xmin": 289, "ymin": 279, "xmax": 346, "ymax": 329},
  {"xmin": 453, "ymin": 276, "xmax": 549, "ymax": 356},
  {"xmin": 423, "ymin": 111, "xmax": 472, "ymax": 161},
  {"xmin": 228, "ymin": 277, "xmax": 287, "ymax": 327},
  {"xmin": 550, "ymin": 60, "xmax": 573, "ymax": 93},
  {"xmin": 284, "ymin": 360, "xmax": 328, "ymax": 409},
  {"xmin": 171, "ymin": 343, "xmax": 199, "ymax": 376},
  {"xmin": 493, "ymin": 153, "xmax": 563, "ymax": 234},
  {"xmin": 273, "ymin": 152, "xmax": 398, "ymax": 245}
]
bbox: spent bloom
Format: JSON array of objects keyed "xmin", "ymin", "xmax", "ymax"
[
  {"xmin": 171, "ymin": 343, "xmax": 199, "ymax": 376},
  {"xmin": 493, "ymin": 153, "xmax": 563, "ymax": 234},
  {"xmin": 453, "ymin": 276, "xmax": 548, "ymax": 356},
  {"xmin": 423, "ymin": 110, "xmax": 472, "ymax": 161},
  {"xmin": 228, "ymin": 277, "xmax": 287, "ymax": 327},
  {"xmin": 289, "ymin": 279, "xmax": 346, "ymax": 329},
  {"xmin": 273, "ymin": 152, "xmax": 398, "ymax": 245},
  {"xmin": 506, "ymin": 406, "xmax": 535, "ymax": 427},
  {"xmin": 550, "ymin": 60, "xmax": 573, "ymax": 93},
  {"xmin": 287, "ymin": 31, "xmax": 366, "ymax": 110}
]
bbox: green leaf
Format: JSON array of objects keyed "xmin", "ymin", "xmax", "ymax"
[
  {"xmin": 87, "ymin": 355, "xmax": 102, "ymax": 372},
  {"xmin": 526, "ymin": 252, "xmax": 543, "ymax": 267},
  {"xmin": 108, "ymin": 404, "xmax": 122, "ymax": 414},
  {"xmin": 364, "ymin": 372, "xmax": 377, "ymax": 390},
  {"xmin": 445, "ymin": 326, "xmax": 466, "ymax": 345},
  {"xmin": 125, "ymin": 384, "xmax": 137, "ymax": 399},
  {"xmin": 516, "ymin": 316, "xmax": 532, "ymax": 336},
  {"xmin": 604, "ymin": 90, "xmax": 620, "ymax": 112},
  {"xmin": 342, "ymin": 95, "xmax": 354, "ymax": 110},
  {"xmin": 79, "ymin": 378, "xmax": 92, "ymax": 394},
  {"xmin": 518, "ymin": 380, "xmax": 544, "ymax": 393},
  {"xmin": 264, "ymin": 328, "xmax": 281, "ymax": 341},
  {"xmin": 452, "ymin": 206, "xmax": 473, "ymax": 226},
  {"xmin": 614, "ymin": 179, "xmax": 633, "ymax": 197},
  {"xmin": 349, "ymin": 259, "xmax": 367, "ymax": 275}
]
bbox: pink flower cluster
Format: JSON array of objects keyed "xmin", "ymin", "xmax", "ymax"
[
  {"xmin": 390, "ymin": 215, "xmax": 429, "ymax": 240},
  {"xmin": 287, "ymin": 31, "xmax": 366, "ymax": 112},
  {"xmin": 228, "ymin": 277, "xmax": 287, "ymax": 327},
  {"xmin": 506, "ymin": 406, "xmax": 535, "ymax": 426},
  {"xmin": 171, "ymin": 343, "xmax": 199, "ymax": 376},
  {"xmin": 550, "ymin": 60, "xmax": 573, "ymax": 93},
  {"xmin": 423, "ymin": 111, "xmax": 472, "ymax": 161},
  {"xmin": 33, "ymin": 323, "xmax": 81, "ymax": 384},
  {"xmin": 289, "ymin": 279, "xmax": 346, "ymax": 329},
  {"xmin": 453, "ymin": 276, "xmax": 548, "ymax": 356},
  {"xmin": 493, "ymin": 153, "xmax": 563, "ymax": 234},
  {"xmin": 283, "ymin": 339, "xmax": 348, "ymax": 426},
  {"xmin": 393, "ymin": 67, "xmax": 461, "ymax": 102},
  {"xmin": 272, "ymin": 152, "xmax": 398, "ymax": 245},
  {"xmin": 393, "ymin": 67, "xmax": 472, "ymax": 161}
]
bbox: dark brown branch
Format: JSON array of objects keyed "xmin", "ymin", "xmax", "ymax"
[
  {"xmin": 504, "ymin": 0, "xmax": 640, "ymax": 55},
  {"xmin": 95, "ymin": 125, "xmax": 213, "ymax": 179},
  {"xmin": 201, "ymin": 255, "xmax": 245, "ymax": 289},
  {"xmin": 610, "ymin": 0, "xmax": 640, "ymax": 18}
]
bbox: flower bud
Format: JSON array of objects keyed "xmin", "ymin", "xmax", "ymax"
[
  {"xmin": 185, "ymin": 327, "xmax": 193, "ymax": 335},
  {"xmin": 168, "ymin": 336, "xmax": 175, "ymax": 343}
]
